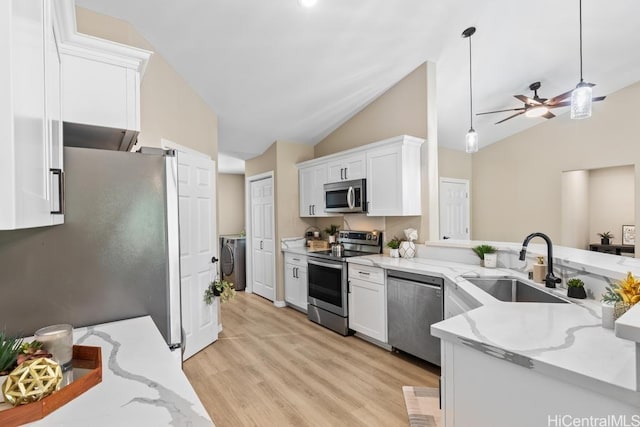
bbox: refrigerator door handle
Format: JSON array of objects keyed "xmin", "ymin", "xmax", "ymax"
[{"xmin": 165, "ymin": 154, "xmax": 182, "ymax": 346}]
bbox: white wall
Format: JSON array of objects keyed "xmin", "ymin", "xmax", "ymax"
[{"xmin": 588, "ymin": 165, "xmax": 635, "ymax": 245}]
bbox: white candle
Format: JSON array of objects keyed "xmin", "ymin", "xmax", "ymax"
[{"xmin": 35, "ymin": 324, "xmax": 73, "ymax": 371}]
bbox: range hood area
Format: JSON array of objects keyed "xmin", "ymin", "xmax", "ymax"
[{"xmin": 63, "ymin": 122, "xmax": 138, "ymax": 152}]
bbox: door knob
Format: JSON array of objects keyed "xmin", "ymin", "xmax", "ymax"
[{"xmin": 211, "ymin": 256, "xmax": 219, "ymax": 263}]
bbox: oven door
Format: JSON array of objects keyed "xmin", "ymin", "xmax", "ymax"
[
  {"xmin": 324, "ymin": 179, "xmax": 366, "ymax": 213},
  {"xmin": 307, "ymin": 258, "xmax": 348, "ymax": 317}
]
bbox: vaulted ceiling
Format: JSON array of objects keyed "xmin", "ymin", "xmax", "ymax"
[{"xmin": 75, "ymin": 0, "xmax": 640, "ymax": 169}]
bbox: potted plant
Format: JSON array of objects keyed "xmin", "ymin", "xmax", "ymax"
[
  {"xmin": 598, "ymin": 232, "xmax": 613, "ymax": 245},
  {"xmin": 601, "ymin": 285, "xmax": 622, "ymax": 329},
  {"xmin": 0, "ymin": 332, "xmax": 23, "ymax": 376},
  {"xmin": 386, "ymin": 236, "xmax": 401, "ymax": 258},
  {"xmin": 204, "ymin": 279, "xmax": 237, "ymax": 304},
  {"xmin": 472, "ymin": 244, "xmax": 497, "ymax": 268},
  {"xmin": 324, "ymin": 224, "xmax": 340, "ymax": 244},
  {"xmin": 566, "ymin": 278, "xmax": 587, "ymax": 299}
]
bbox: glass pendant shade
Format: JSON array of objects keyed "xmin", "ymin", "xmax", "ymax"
[
  {"xmin": 465, "ymin": 129, "xmax": 478, "ymax": 153},
  {"xmin": 571, "ymin": 83, "xmax": 592, "ymax": 119}
]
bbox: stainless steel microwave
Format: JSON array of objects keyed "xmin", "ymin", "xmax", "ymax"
[{"xmin": 324, "ymin": 179, "xmax": 367, "ymax": 213}]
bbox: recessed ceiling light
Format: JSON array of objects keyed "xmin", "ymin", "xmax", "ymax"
[{"xmin": 298, "ymin": 0, "xmax": 318, "ymax": 8}]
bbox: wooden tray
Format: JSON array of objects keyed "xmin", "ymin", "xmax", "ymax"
[
  {"xmin": 309, "ymin": 240, "xmax": 330, "ymax": 250},
  {"xmin": 0, "ymin": 345, "xmax": 102, "ymax": 427}
]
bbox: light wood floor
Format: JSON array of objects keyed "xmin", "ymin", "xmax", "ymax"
[{"xmin": 183, "ymin": 292, "xmax": 440, "ymax": 427}]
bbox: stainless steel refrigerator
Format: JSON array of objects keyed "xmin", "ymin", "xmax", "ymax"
[{"xmin": 0, "ymin": 147, "xmax": 182, "ymax": 353}]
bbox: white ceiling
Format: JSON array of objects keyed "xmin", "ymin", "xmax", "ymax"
[{"xmin": 75, "ymin": 0, "xmax": 640, "ymax": 166}]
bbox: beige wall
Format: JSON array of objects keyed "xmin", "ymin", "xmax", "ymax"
[
  {"xmin": 76, "ymin": 7, "xmax": 218, "ymax": 159},
  {"xmin": 245, "ymin": 141, "xmax": 315, "ymax": 302},
  {"xmin": 314, "ymin": 63, "xmax": 432, "ymax": 243},
  {"xmin": 471, "ymin": 81, "xmax": 640, "ymax": 256},
  {"xmin": 439, "ymin": 147, "xmax": 472, "ymax": 181},
  {"xmin": 561, "ymin": 170, "xmax": 590, "ymax": 249},
  {"xmin": 588, "ymin": 165, "xmax": 635, "ymax": 245},
  {"xmin": 218, "ymin": 174, "xmax": 245, "ymax": 236}
]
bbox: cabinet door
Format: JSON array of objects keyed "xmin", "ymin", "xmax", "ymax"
[
  {"xmin": 327, "ymin": 154, "xmax": 366, "ymax": 182},
  {"xmin": 299, "ymin": 167, "xmax": 314, "ymax": 217},
  {"xmin": 348, "ymin": 278, "xmax": 387, "ymax": 342},
  {"xmin": 46, "ymin": 5, "xmax": 63, "ymax": 224},
  {"xmin": 366, "ymin": 146, "xmax": 402, "ymax": 216},
  {"xmin": 284, "ymin": 263, "xmax": 297, "ymax": 304},
  {"xmin": 343, "ymin": 154, "xmax": 366, "ymax": 181},
  {"xmin": 311, "ymin": 165, "xmax": 328, "ymax": 216},
  {"xmin": 61, "ymin": 55, "xmax": 136, "ymax": 130},
  {"xmin": 297, "ymin": 266, "xmax": 308, "ymax": 310},
  {"xmin": 11, "ymin": 0, "xmax": 50, "ymax": 229}
]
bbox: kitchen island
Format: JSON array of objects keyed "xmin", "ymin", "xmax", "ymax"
[
  {"xmin": 349, "ymin": 242, "xmax": 640, "ymax": 427},
  {"xmin": 27, "ymin": 316, "xmax": 213, "ymax": 427}
]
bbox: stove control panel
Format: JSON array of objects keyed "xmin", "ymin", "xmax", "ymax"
[{"xmin": 338, "ymin": 230, "xmax": 381, "ymax": 246}]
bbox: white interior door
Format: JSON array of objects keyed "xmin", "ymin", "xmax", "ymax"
[
  {"xmin": 250, "ymin": 177, "xmax": 275, "ymax": 301},
  {"xmin": 177, "ymin": 150, "xmax": 218, "ymax": 360},
  {"xmin": 439, "ymin": 178, "xmax": 470, "ymax": 240}
]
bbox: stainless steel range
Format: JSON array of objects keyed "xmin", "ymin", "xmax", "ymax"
[{"xmin": 307, "ymin": 230, "xmax": 382, "ymax": 335}]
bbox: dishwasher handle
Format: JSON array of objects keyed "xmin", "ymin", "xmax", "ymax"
[{"xmin": 387, "ymin": 270, "xmax": 443, "ymax": 289}]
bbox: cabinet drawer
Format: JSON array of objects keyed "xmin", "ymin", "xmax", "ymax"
[
  {"xmin": 284, "ymin": 252, "xmax": 307, "ymax": 267},
  {"xmin": 348, "ymin": 264, "xmax": 384, "ymax": 285}
]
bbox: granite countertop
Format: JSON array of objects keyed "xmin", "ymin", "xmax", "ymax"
[
  {"xmin": 347, "ymin": 255, "xmax": 639, "ymax": 406},
  {"xmin": 27, "ymin": 316, "xmax": 213, "ymax": 427}
]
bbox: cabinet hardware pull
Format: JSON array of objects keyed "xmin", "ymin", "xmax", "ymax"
[
  {"xmin": 344, "ymin": 168, "xmax": 348, "ymax": 180},
  {"xmin": 358, "ymin": 271, "xmax": 370, "ymax": 275},
  {"xmin": 50, "ymin": 168, "xmax": 65, "ymax": 214},
  {"xmin": 260, "ymin": 240, "xmax": 263, "ymax": 250},
  {"xmin": 340, "ymin": 168, "xmax": 344, "ymax": 180}
]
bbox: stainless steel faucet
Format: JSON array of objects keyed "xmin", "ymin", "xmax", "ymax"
[{"xmin": 519, "ymin": 232, "xmax": 562, "ymax": 288}]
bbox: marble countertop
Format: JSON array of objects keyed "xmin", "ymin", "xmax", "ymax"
[
  {"xmin": 27, "ymin": 316, "xmax": 213, "ymax": 427},
  {"xmin": 348, "ymin": 255, "xmax": 640, "ymax": 406}
]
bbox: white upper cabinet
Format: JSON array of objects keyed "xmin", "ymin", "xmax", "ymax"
[
  {"xmin": 327, "ymin": 153, "xmax": 366, "ymax": 182},
  {"xmin": 297, "ymin": 135, "xmax": 424, "ymax": 219},
  {"xmin": 0, "ymin": 0, "xmax": 64, "ymax": 230},
  {"xmin": 299, "ymin": 162, "xmax": 337, "ymax": 217},
  {"xmin": 366, "ymin": 136, "xmax": 423, "ymax": 216},
  {"xmin": 55, "ymin": 0, "xmax": 151, "ymax": 133}
]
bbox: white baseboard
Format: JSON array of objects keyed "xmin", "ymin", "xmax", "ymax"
[
  {"xmin": 273, "ymin": 300, "xmax": 286, "ymax": 308},
  {"xmin": 354, "ymin": 332, "xmax": 392, "ymax": 351}
]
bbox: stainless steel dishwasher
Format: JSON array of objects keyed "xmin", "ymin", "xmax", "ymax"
[{"xmin": 387, "ymin": 270, "xmax": 443, "ymax": 366}]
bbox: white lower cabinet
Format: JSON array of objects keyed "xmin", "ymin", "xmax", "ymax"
[
  {"xmin": 348, "ymin": 264, "xmax": 387, "ymax": 343},
  {"xmin": 284, "ymin": 253, "xmax": 307, "ymax": 311}
]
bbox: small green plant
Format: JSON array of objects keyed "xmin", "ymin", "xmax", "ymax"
[
  {"xmin": 204, "ymin": 279, "xmax": 237, "ymax": 304},
  {"xmin": 598, "ymin": 232, "xmax": 613, "ymax": 239},
  {"xmin": 324, "ymin": 224, "xmax": 340, "ymax": 237},
  {"xmin": 0, "ymin": 331, "xmax": 23, "ymax": 374},
  {"xmin": 472, "ymin": 244, "xmax": 496, "ymax": 260},
  {"xmin": 567, "ymin": 278, "xmax": 584, "ymax": 288},
  {"xmin": 601, "ymin": 285, "xmax": 622, "ymax": 303},
  {"xmin": 386, "ymin": 236, "xmax": 401, "ymax": 249}
]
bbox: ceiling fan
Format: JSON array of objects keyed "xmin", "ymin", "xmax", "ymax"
[{"xmin": 477, "ymin": 81, "xmax": 605, "ymax": 124}]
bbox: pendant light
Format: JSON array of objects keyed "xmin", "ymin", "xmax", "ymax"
[
  {"xmin": 462, "ymin": 27, "xmax": 478, "ymax": 153},
  {"xmin": 570, "ymin": 0, "xmax": 592, "ymax": 119}
]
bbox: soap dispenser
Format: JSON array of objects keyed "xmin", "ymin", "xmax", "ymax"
[{"xmin": 532, "ymin": 256, "xmax": 547, "ymax": 284}]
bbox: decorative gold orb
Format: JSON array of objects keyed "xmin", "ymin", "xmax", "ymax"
[{"xmin": 2, "ymin": 357, "xmax": 62, "ymax": 406}]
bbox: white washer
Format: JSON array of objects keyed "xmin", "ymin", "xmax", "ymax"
[{"xmin": 220, "ymin": 236, "xmax": 246, "ymax": 290}]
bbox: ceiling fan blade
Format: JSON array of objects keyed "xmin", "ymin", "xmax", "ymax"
[
  {"xmin": 548, "ymin": 83, "xmax": 597, "ymax": 105},
  {"xmin": 548, "ymin": 101, "xmax": 571, "ymax": 109},
  {"xmin": 542, "ymin": 111, "xmax": 556, "ymax": 119},
  {"xmin": 476, "ymin": 107, "xmax": 526, "ymax": 116},
  {"xmin": 547, "ymin": 96, "xmax": 605, "ymax": 110},
  {"xmin": 495, "ymin": 110, "xmax": 526, "ymax": 124},
  {"xmin": 547, "ymin": 90, "xmax": 574, "ymax": 105},
  {"xmin": 514, "ymin": 95, "xmax": 541, "ymax": 106}
]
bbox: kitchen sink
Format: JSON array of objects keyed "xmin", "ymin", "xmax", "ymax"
[{"xmin": 463, "ymin": 276, "xmax": 569, "ymax": 304}]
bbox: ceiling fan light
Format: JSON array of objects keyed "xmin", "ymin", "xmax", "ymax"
[
  {"xmin": 465, "ymin": 129, "xmax": 478, "ymax": 153},
  {"xmin": 525, "ymin": 106, "xmax": 549, "ymax": 118},
  {"xmin": 571, "ymin": 82, "xmax": 592, "ymax": 119}
]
